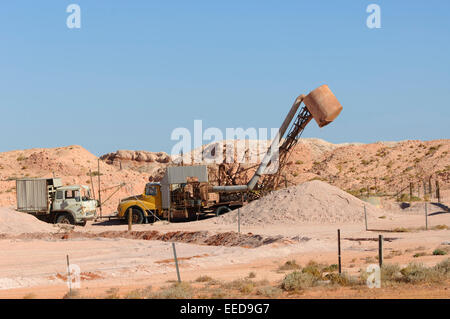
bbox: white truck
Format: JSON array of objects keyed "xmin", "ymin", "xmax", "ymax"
[{"xmin": 16, "ymin": 178, "xmax": 98, "ymax": 225}]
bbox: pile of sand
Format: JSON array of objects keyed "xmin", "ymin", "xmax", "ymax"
[
  {"xmin": 0, "ymin": 207, "xmax": 55, "ymax": 234},
  {"xmin": 214, "ymin": 180, "xmax": 384, "ymax": 226}
]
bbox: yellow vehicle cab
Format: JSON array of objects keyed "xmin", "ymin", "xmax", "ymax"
[{"xmin": 117, "ymin": 182, "xmax": 162, "ymax": 224}]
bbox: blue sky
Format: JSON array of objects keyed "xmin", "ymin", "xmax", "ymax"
[{"xmin": 0, "ymin": 1, "xmax": 449, "ymax": 156}]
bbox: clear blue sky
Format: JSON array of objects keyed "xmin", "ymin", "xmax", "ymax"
[{"xmin": 0, "ymin": 1, "xmax": 449, "ymax": 156}]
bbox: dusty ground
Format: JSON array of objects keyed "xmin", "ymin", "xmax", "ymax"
[{"xmin": 0, "ymin": 203, "xmax": 448, "ymax": 299}]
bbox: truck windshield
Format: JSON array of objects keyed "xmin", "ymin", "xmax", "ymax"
[
  {"xmin": 81, "ymin": 188, "xmax": 91, "ymax": 201},
  {"xmin": 145, "ymin": 184, "xmax": 157, "ymax": 196},
  {"xmin": 65, "ymin": 190, "xmax": 81, "ymax": 202}
]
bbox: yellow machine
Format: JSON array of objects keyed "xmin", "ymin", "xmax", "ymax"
[{"xmin": 116, "ymin": 183, "xmax": 163, "ymax": 224}]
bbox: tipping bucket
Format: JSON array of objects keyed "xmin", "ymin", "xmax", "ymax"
[{"xmin": 303, "ymin": 85, "xmax": 343, "ymax": 128}]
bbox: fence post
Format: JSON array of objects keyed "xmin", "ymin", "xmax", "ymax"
[
  {"xmin": 128, "ymin": 207, "xmax": 132, "ymax": 232},
  {"xmin": 436, "ymin": 180, "xmax": 440, "ymax": 203},
  {"xmin": 172, "ymin": 243, "xmax": 181, "ymax": 283},
  {"xmin": 66, "ymin": 255, "xmax": 72, "ymax": 293},
  {"xmin": 364, "ymin": 205, "xmax": 368, "ymax": 231},
  {"xmin": 425, "ymin": 202, "xmax": 428, "ymax": 230},
  {"xmin": 409, "ymin": 182, "xmax": 413, "ymax": 202},
  {"xmin": 378, "ymin": 235, "xmax": 383, "ymax": 268},
  {"xmin": 338, "ymin": 229, "xmax": 342, "ymax": 274},
  {"xmin": 238, "ymin": 208, "xmax": 241, "ymax": 234}
]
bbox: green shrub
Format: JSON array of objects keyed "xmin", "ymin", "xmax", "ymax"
[{"xmin": 433, "ymin": 249, "xmax": 447, "ymax": 256}]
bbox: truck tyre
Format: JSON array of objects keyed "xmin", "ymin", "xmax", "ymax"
[
  {"xmin": 56, "ymin": 213, "xmax": 75, "ymax": 225},
  {"xmin": 215, "ymin": 206, "xmax": 232, "ymax": 216},
  {"xmin": 126, "ymin": 207, "xmax": 144, "ymax": 224}
]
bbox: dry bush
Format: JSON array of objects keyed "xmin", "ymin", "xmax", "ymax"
[
  {"xmin": 222, "ymin": 278, "xmax": 254, "ymax": 294},
  {"xmin": 278, "ymin": 260, "xmax": 301, "ymax": 271},
  {"xmin": 256, "ymin": 286, "xmax": 282, "ymax": 298},
  {"xmin": 281, "ymin": 271, "xmax": 317, "ymax": 291},
  {"xmin": 400, "ymin": 262, "xmax": 444, "ymax": 284},
  {"xmin": 125, "ymin": 286, "xmax": 153, "ymax": 299},
  {"xmin": 434, "ymin": 258, "xmax": 450, "ymax": 275},
  {"xmin": 154, "ymin": 282, "xmax": 193, "ymax": 299},
  {"xmin": 195, "ymin": 275, "xmax": 214, "ymax": 282},
  {"xmin": 325, "ymin": 272, "xmax": 359, "ymax": 286},
  {"xmin": 105, "ymin": 287, "xmax": 120, "ymax": 299}
]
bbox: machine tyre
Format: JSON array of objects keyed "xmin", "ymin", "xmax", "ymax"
[
  {"xmin": 215, "ymin": 206, "xmax": 232, "ymax": 216},
  {"xmin": 55, "ymin": 213, "xmax": 76, "ymax": 225},
  {"xmin": 126, "ymin": 207, "xmax": 145, "ymax": 224}
]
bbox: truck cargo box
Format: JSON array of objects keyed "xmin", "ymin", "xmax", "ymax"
[{"xmin": 16, "ymin": 178, "xmax": 62, "ymax": 213}]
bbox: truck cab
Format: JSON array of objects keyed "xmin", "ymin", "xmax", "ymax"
[
  {"xmin": 53, "ymin": 185, "xmax": 97, "ymax": 224},
  {"xmin": 116, "ymin": 182, "xmax": 162, "ymax": 224}
]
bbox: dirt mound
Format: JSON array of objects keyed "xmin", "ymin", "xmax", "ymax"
[
  {"xmin": 214, "ymin": 180, "xmax": 385, "ymax": 226},
  {"xmin": 0, "ymin": 207, "xmax": 54, "ymax": 234}
]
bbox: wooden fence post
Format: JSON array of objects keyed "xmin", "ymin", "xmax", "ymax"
[{"xmin": 128, "ymin": 207, "xmax": 132, "ymax": 232}]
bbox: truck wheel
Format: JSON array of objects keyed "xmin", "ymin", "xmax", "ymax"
[
  {"xmin": 126, "ymin": 208, "xmax": 144, "ymax": 224},
  {"xmin": 215, "ymin": 206, "xmax": 232, "ymax": 216},
  {"xmin": 56, "ymin": 213, "xmax": 75, "ymax": 225}
]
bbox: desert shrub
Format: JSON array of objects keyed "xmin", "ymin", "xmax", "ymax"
[
  {"xmin": 256, "ymin": 286, "xmax": 282, "ymax": 298},
  {"xmin": 322, "ymin": 264, "xmax": 338, "ymax": 272},
  {"xmin": 295, "ymin": 160, "xmax": 304, "ymax": 165},
  {"xmin": 222, "ymin": 278, "xmax": 255, "ymax": 294},
  {"xmin": 381, "ymin": 264, "xmax": 402, "ymax": 282},
  {"xmin": 301, "ymin": 261, "xmax": 323, "ymax": 280},
  {"xmin": 413, "ymin": 252, "xmax": 427, "ymax": 258},
  {"xmin": 325, "ymin": 272, "xmax": 359, "ymax": 286},
  {"xmin": 281, "ymin": 271, "xmax": 317, "ymax": 291},
  {"xmin": 154, "ymin": 282, "xmax": 193, "ymax": 299},
  {"xmin": 400, "ymin": 262, "xmax": 443, "ymax": 284},
  {"xmin": 210, "ymin": 288, "xmax": 227, "ymax": 299},
  {"xmin": 433, "ymin": 249, "xmax": 447, "ymax": 256},
  {"xmin": 433, "ymin": 258, "xmax": 450, "ymax": 275},
  {"xmin": 239, "ymin": 282, "xmax": 254, "ymax": 294},
  {"xmin": 278, "ymin": 260, "xmax": 301, "ymax": 271},
  {"xmin": 247, "ymin": 272, "xmax": 256, "ymax": 279},
  {"xmin": 22, "ymin": 293, "xmax": 36, "ymax": 299},
  {"xmin": 105, "ymin": 287, "xmax": 120, "ymax": 299},
  {"xmin": 125, "ymin": 286, "xmax": 153, "ymax": 299},
  {"xmin": 196, "ymin": 275, "xmax": 214, "ymax": 282}
]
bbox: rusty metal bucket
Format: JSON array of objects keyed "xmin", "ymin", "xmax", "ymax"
[{"xmin": 303, "ymin": 85, "xmax": 343, "ymax": 128}]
